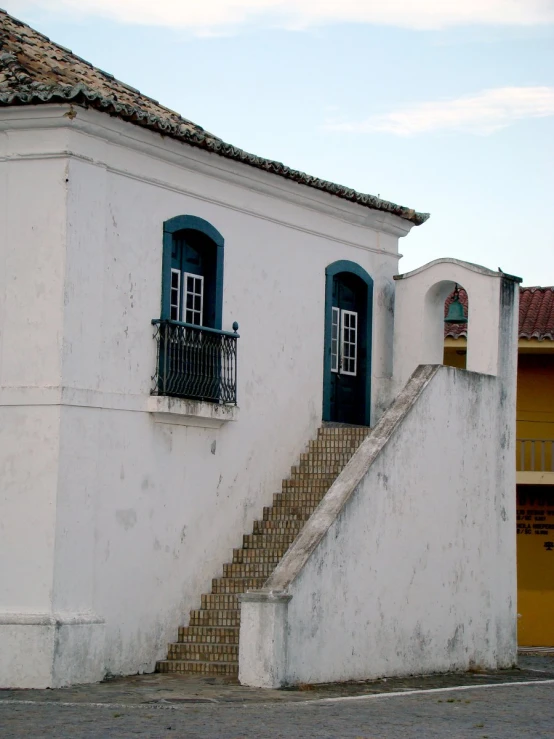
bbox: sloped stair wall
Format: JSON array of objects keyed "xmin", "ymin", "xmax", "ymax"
[{"xmin": 239, "ymin": 364, "xmax": 517, "ymax": 687}]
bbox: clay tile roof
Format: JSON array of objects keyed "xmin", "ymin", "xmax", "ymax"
[
  {"xmin": 518, "ymin": 286, "xmax": 554, "ymax": 341},
  {"xmin": 0, "ymin": 9, "xmax": 429, "ymax": 227},
  {"xmin": 444, "ymin": 286, "xmax": 554, "ymax": 341}
]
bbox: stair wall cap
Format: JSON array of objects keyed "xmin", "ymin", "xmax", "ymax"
[
  {"xmin": 263, "ymin": 364, "xmax": 442, "ymax": 593},
  {"xmin": 239, "ymin": 591, "xmax": 292, "ymax": 604}
]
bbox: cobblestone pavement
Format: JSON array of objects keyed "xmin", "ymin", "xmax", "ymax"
[{"xmin": 1, "ymin": 657, "xmax": 553, "ymax": 738}]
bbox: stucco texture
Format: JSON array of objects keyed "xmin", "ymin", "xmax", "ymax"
[{"xmin": 279, "ymin": 366, "xmax": 516, "ymax": 684}]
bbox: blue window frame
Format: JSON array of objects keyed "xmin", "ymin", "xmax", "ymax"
[{"xmin": 161, "ymin": 215, "xmax": 224, "ymax": 329}]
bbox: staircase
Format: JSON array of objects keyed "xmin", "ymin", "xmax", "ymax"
[{"xmin": 156, "ymin": 424, "xmax": 370, "ymax": 678}]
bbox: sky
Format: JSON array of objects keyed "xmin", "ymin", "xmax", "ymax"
[{"xmin": 7, "ymin": 0, "xmax": 554, "ymax": 285}]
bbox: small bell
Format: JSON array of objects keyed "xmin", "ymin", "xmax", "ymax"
[{"xmin": 445, "ymin": 285, "xmax": 468, "ymax": 324}]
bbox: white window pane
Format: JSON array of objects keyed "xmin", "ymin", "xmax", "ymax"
[
  {"xmin": 183, "ymin": 272, "xmax": 204, "ymax": 326},
  {"xmin": 340, "ymin": 309, "xmax": 358, "ymax": 376},
  {"xmin": 170, "ymin": 269, "xmax": 181, "ymax": 321}
]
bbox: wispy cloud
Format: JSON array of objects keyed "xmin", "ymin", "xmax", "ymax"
[
  {"xmin": 325, "ymin": 87, "xmax": 554, "ymax": 136},
  {"xmin": 9, "ymin": 0, "xmax": 554, "ymax": 32}
]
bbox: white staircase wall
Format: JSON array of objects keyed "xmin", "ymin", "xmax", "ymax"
[
  {"xmin": 241, "ymin": 361, "xmax": 517, "ymax": 686},
  {"xmin": 287, "ymin": 365, "xmax": 516, "ymax": 683}
]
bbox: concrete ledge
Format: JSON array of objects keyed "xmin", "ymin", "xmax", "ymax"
[
  {"xmin": 516, "ymin": 471, "xmax": 554, "ymax": 485},
  {"xmin": 0, "ymin": 612, "xmax": 105, "ymax": 626},
  {"xmin": 0, "ymin": 613, "xmax": 105, "ymax": 688},
  {"xmin": 147, "ymin": 396, "xmax": 239, "ymax": 428}
]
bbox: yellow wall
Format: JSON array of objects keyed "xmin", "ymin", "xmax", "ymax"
[
  {"xmin": 443, "ymin": 342, "xmax": 466, "ymax": 370},
  {"xmin": 444, "ymin": 340, "xmax": 554, "ymax": 645},
  {"xmin": 517, "ymin": 486, "xmax": 554, "ymax": 646},
  {"xmin": 516, "ymin": 354, "xmax": 554, "ymax": 442},
  {"xmin": 516, "ymin": 354, "xmax": 554, "ymax": 645}
]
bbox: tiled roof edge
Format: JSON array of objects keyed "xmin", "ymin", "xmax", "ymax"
[
  {"xmin": 0, "ymin": 81, "xmax": 429, "ymax": 226},
  {"xmin": 520, "ymin": 286, "xmax": 554, "ymax": 292}
]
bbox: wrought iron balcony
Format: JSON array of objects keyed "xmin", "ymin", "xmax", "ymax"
[
  {"xmin": 152, "ymin": 319, "xmax": 239, "ymax": 405},
  {"xmin": 517, "ymin": 439, "xmax": 554, "ymax": 472}
]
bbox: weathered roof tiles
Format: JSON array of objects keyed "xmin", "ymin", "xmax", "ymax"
[
  {"xmin": 0, "ymin": 9, "xmax": 429, "ymax": 226},
  {"xmin": 519, "ymin": 286, "xmax": 554, "ymax": 341}
]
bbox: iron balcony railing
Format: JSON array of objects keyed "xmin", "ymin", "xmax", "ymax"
[
  {"xmin": 152, "ymin": 319, "xmax": 239, "ymax": 405},
  {"xmin": 517, "ymin": 439, "xmax": 554, "ymax": 472}
]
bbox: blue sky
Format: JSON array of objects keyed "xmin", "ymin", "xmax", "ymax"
[{"xmin": 8, "ymin": 1, "xmax": 554, "ymax": 285}]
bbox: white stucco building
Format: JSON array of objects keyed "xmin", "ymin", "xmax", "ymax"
[{"xmin": 0, "ymin": 9, "xmax": 520, "ymax": 689}]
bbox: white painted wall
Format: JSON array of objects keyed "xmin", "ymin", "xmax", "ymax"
[
  {"xmin": 0, "ymin": 105, "xmax": 415, "ymax": 686},
  {"xmin": 240, "ymin": 363, "xmax": 518, "ymax": 686}
]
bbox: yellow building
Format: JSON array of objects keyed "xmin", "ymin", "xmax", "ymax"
[{"xmin": 444, "ymin": 286, "xmax": 554, "ymax": 647}]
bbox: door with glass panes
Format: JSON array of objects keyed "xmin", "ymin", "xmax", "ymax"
[
  {"xmin": 169, "ymin": 229, "xmax": 217, "ymax": 327},
  {"xmin": 329, "ymin": 272, "xmax": 367, "ymax": 424}
]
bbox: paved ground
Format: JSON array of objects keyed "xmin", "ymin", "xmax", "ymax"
[{"xmin": 1, "ymin": 656, "xmax": 553, "ymax": 737}]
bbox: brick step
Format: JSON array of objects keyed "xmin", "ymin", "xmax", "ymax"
[
  {"xmin": 243, "ymin": 533, "xmax": 297, "ymax": 549},
  {"xmin": 232, "ymin": 548, "xmax": 286, "ymax": 564},
  {"xmin": 263, "ymin": 511, "xmax": 312, "ymax": 523},
  {"xmin": 282, "ymin": 474, "xmax": 337, "ymax": 485},
  {"xmin": 281, "ymin": 481, "xmax": 335, "ymax": 494},
  {"xmin": 261, "ymin": 508, "xmax": 303, "ymax": 521},
  {"xmin": 178, "ymin": 625, "xmax": 239, "ymax": 644},
  {"xmin": 157, "ymin": 660, "xmax": 238, "ymax": 677},
  {"xmin": 310, "ymin": 430, "xmax": 365, "ymax": 441},
  {"xmin": 252, "ymin": 519, "xmax": 303, "ymax": 534},
  {"xmin": 168, "ymin": 642, "xmax": 238, "ymax": 661},
  {"xmin": 307, "ymin": 438, "xmax": 363, "ymax": 451},
  {"xmin": 299, "ymin": 452, "xmax": 355, "ymax": 464},
  {"xmin": 211, "ymin": 576, "xmax": 266, "ymax": 593},
  {"xmin": 313, "ymin": 437, "xmax": 366, "ymax": 447},
  {"xmin": 317, "ymin": 423, "xmax": 371, "ymax": 436},
  {"xmin": 190, "ymin": 609, "xmax": 240, "ymax": 627},
  {"xmin": 291, "ymin": 465, "xmax": 345, "ymax": 476},
  {"xmin": 224, "ymin": 561, "xmax": 275, "ymax": 578},
  {"xmin": 272, "ymin": 491, "xmax": 327, "ymax": 506},
  {"xmin": 201, "ymin": 593, "xmax": 240, "ymax": 610},
  {"xmin": 269, "ymin": 506, "xmax": 318, "ymax": 520},
  {"xmin": 289, "ymin": 471, "xmax": 338, "ymax": 482}
]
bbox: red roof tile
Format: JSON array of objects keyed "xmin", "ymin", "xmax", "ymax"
[
  {"xmin": 519, "ymin": 287, "xmax": 554, "ymax": 341},
  {"xmin": 444, "ymin": 286, "xmax": 554, "ymax": 341}
]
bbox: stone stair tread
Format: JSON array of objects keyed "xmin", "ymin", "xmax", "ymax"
[
  {"xmin": 168, "ymin": 644, "xmax": 238, "ymax": 661},
  {"xmin": 168, "ymin": 642, "xmax": 239, "ymax": 652},
  {"xmin": 164, "ymin": 656, "xmax": 238, "ymax": 663},
  {"xmin": 157, "ymin": 660, "xmax": 239, "ymax": 676}
]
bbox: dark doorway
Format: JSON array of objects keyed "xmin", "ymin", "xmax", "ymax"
[{"xmin": 323, "ymin": 261, "xmax": 373, "ymax": 426}]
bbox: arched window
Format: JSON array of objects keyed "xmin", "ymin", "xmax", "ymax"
[{"xmin": 161, "ymin": 216, "xmax": 224, "ymax": 329}]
